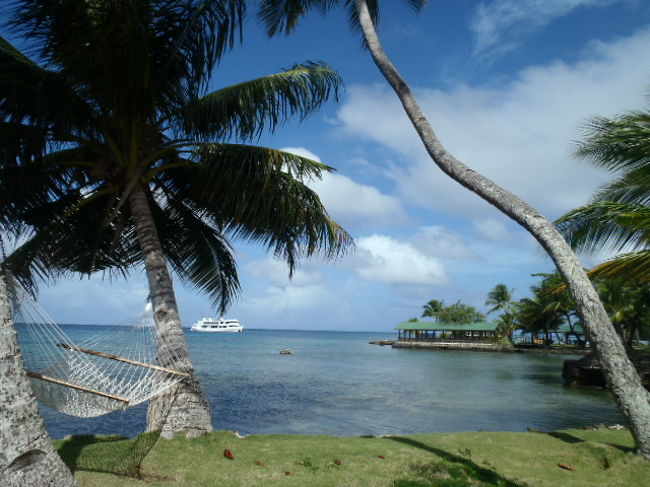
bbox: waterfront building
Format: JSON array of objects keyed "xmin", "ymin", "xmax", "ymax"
[{"xmin": 395, "ymin": 321, "xmax": 499, "ymax": 343}]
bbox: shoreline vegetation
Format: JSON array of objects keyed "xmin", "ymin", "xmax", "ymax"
[{"xmin": 55, "ymin": 427, "xmax": 649, "ymax": 487}]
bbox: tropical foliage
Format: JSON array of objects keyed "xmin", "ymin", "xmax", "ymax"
[
  {"xmin": 419, "ymin": 299, "xmax": 485, "ymax": 324},
  {"xmin": 421, "ymin": 299, "xmax": 443, "ymax": 319},
  {"xmin": 556, "ymin": 108, "xmax": 650, "ymax": 283},
  {"xmin": 1, "ymin": 1, "xmax": 349, "ymax": 307},
  {"xmin": 485, "ymin": 284, "xmax": 518, "ymax": 341},
  {"xmin": 0, "ymin": 0, "xmax": 350, "ymax": 435},
  {"xmin": 595, "ymin": 277, "xmax": 650, "ymax": 347},
  {"xmin": 499, "ymin": 271, "xmax": 649, "ymax": 346}
]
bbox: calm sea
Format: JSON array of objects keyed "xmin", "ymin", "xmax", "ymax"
[{"xmin": 30, "ymin": 326, "xmax": 623, "ymax": 439}]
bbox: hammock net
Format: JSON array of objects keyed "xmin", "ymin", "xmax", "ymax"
[{"xmin": 11, "ymin": 277, "xmax": 186, "ymax": 418}]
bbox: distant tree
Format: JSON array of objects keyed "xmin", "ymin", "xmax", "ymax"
[
  {"xmin": 422, "ymin": 299, "xmax": 444, "ymax": 320},
  {"xmin": 494, "ymin": 311, "xmax": 518, "ymax": 344},
  {"xmin": 436, "ymin": 301, "xmax": 486, "ymax": 324},
  {"xmin": 596, "ymin": 278, "xmax": 650, "ymax": 347},
  {"xmin": 485, "ymin": 284, "xmax": 515, "ymax": 315},
  {"xmin": 407, "ymin": 317, "xmax": 419, "ymax": 322},
  {"xmin": 517, "ymin": 296, "xmax": 564, "ymax": 344},
  {"xmin": 517, "ymin": 273, "xmax": 578, "ymax": 344},
  {"xmin": 486, "ymin": 284, "xmax": 517, "ymax": 342}
]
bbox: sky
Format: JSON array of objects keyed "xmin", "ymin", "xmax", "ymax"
[{"xmin": 21, "ymin": 0, "xmax": 650, "ymax": 331}]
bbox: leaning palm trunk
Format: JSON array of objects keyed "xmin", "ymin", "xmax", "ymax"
[
  {"xmin": 128, "ymin": 184, "xmax": 212, "ymax": 438},
  {"xmin": 354, "ymin": 0, "xmax": 650, "ymax": 458},
  {"xmin": 0, "ymin": 271, "xmax": 77, "ymax": 486}
]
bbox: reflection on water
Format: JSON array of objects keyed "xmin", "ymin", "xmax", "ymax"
[{"xmin": 36, "ymin": 327, "xmax": 624, "ymax": 438}]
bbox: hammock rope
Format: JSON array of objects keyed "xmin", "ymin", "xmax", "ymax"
[{"xmin": 10, "ymin": 277, "xmax": 186, "ymax": 418}]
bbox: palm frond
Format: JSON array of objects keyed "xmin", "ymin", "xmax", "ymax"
[
  {"xmin": 589, "ymin": 165, "xmax": 650, "ymax": 206},
  {"xmin": 0, "ymin": 122, "xmax": 47, "ymax": 166},
  {"xmin": 555, "ymin": 201, "xmax": 650, "ymax": 254},
  {"xmin": 8, "ymin": 1, "xmax": 246, "ymax": 122},
  {"xmin": 163, "ymin": 144, "xmax": 352, "ymax": 273},
  {"xmin": 259, "ymin": 0, "xmax": 323, "ymax": 36},
  {"xmin": 149, "ymin": 193, "xmax": 240, "ymax": 312},
  {"xmin": 0, "ymin": 36, "xmax": 95, "ymax": 134},
  {"xmin": 574, "ymin": 111, "xmax": 650, "ymax": 172},
  {"xmin": 178, "ymin": 62, "xmax": 342, "ymax": 141},
  {"xmin": 259, "ymin": 0, "xmax": 427, "ymax": 38},
  {"xmin": 587, "ymin": 251, "xmax": 650, "ymax": 283}
]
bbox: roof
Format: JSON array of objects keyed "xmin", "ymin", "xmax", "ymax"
[
  {"xmin": 556, "ymin": 324, "xmax": 585, "ymax": 334},
  {"xmin": 395, "ymin": 321, "xmax": 498, "ymax": 331}
]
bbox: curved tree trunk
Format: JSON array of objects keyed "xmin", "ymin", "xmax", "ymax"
[
  {"xmin": 0, "ymin": 271, "xmax": 77, "ymax": 486},
  {"xmin": 354, "ymin": 0, "xmax": 650, "ymax": 458},
  {"xmin": 128, "ymin": 183, "xmax": 212, "ymax": 439}
]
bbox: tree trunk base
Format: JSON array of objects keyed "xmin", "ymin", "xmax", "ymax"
[
  {"xmin": 147, "ymin": 377, "xmax": 212, "ymax": 439},
  {"xmin": 1, "ymin": 323, "xmax": 76, "ymax": 486}
]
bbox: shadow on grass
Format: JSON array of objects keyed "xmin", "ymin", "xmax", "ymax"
[
  {"xmin": 389, "ymin": 437, "xmax": 527, "ymax": 487},
  {"xmin": 545, "ymin": 430, "xmax": 634, "ymax": 454},
  {"xmin": 546, "ymin": 431, "xmax": 584, "ymax": 444},
  {"xmin": 56, "ymin": 431, "xmax": 160, "ymax": 477}
]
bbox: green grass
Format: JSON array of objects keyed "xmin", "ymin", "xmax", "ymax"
[{"xmin": 54, "ymin": 428, "xmax": 650, "ymax": 487}]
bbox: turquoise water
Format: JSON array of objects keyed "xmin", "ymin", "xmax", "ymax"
[{"xmin": 31, "ymin": 326, "xmax": 624, "ymax": 438}]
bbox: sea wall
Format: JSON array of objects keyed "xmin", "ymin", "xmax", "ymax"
[{"xmin": 392, "ymin": 340, "xmax": 514, "ymax": 352}]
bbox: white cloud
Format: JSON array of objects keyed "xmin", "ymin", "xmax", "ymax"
[
  {"xmin": 243, "ymin": 256, "xmax": 330, "ymax": 316},
  {"xmin": 471, "ymin": 0, "xmax": 621, "ymax": 55},
  {"xmin": 245, "ymin": 284, "xmax": 330, "ymax": 314},
  {"xmin": 473, "ymin": 217, "xmax": 511, "ymax": 242},
  {"xmin": 280, "ymin": 146, "xmax": 323, "ymax": 164},
  {"xmin": 410, "ymin": 226, "xmax": 477, "ymax": 260},
  {"xmin": 281, "ymin": 146, "xmax": 407, "ymax": 226},
  {"xmin": 353, "ymin": 234, "xmax": 448, "ymax": 285},
  {"xmin": 245, "ymin": 257, "xmax": 323, "ymax": 287},
  {"xmin": 336, "ymin": 28, "xmax": 650, "ymax": 221}
]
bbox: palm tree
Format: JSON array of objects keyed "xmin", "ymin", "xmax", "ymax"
[
  {"xmin": 258, "ymin": 0, "xmax": 650, "ymax": 457},
  {"xmin": 493, "ymin": 311, "xmax": 518, "ymax": 344},
  {"xmin": 486, "ymin": 284, "xmax": 517, "ymax": 342},
  {"xmin": 436, "ymin": 300, "xmax": 486, "ymax": 324},
  {"xmin": 485, "ymin": 284, "xmax": 515, "ymax": 315},
  {"xmin": 556, "ymin": 109, "xmax": 650, "ymax": 283},
  {"xmin": 422, "ymin": 299, "xmax": 443, "ymax": 320},
  {"xmin": 1, "ymin": 0, "xmax": 350, "ymax": 437}
]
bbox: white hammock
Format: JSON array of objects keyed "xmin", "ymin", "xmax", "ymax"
[{"xmin": 11, "ymin": 278, "xmax": 187, "ymax": 418}]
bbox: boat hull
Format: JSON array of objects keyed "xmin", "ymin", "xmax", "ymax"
[{"xmin": 190, "ymin": 326, "xmax": 243, "ymax": 333}]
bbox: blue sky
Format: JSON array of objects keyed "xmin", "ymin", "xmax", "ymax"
[{"xmin": 25, "ymin": 1, "xmax": 650, "ymax": 330}]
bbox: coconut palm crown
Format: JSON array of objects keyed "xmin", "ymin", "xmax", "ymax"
[
  {"xmin": 1, "ymin": 0, "xmax": 350, "ymax": 309},
  {"xmin": 260, "ymin": 0, "xmax": 427, "ymax": 36},
  {"xmin": 0, "ymin": 0, "xmax": 350, "ymax": 436},
  {"xmin": 556, "ymin": 108, "xmax": 650, "ymax": 282},
  {"xmin": 485, "ymin": 283, "xmax": 515, "ymax": 315}
]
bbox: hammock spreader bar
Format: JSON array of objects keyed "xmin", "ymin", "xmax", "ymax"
[
  {"xmin": 26, "ymin": 370, "xmax": 130, "ymax": 403},
  {"xmin": 57, "ymin": 343, "xmax": 191, "ymax": 378}
]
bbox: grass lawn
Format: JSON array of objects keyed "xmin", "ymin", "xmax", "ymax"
[{"xmin": 55, "ymin": 428, "xmax": 649, "ymax": 487}]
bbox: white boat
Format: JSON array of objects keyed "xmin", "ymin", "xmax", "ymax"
[{"xmin": 191, "ymin": 317, "xmax": 244, "ymax": 332}]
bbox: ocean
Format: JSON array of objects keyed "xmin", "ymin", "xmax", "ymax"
[{"xmin": 30, "ymin": 326, "xmax": 623, "ymax": 439}]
